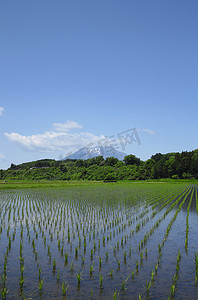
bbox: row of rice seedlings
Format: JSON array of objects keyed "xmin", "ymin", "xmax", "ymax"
[
  {"xmin": 185, "ymin": 187, "xmax": 194, "ymax": 252},
  {"xmin": 0, "ymin": 188, "xmax": 180, "ymax": 241},
  {"xmin": 195, "ymin": 252, "xmax": 198, "ymax": 285},
  {"xmin": 151, "ymin": 186, "xmax": 187, "ymax": 218},
  {"xmin": 142, "ymin": 185, "xmax": 184, "ymax": 211},
  {"xmin": 138, "ymin": 188, "xmax": 190, "ymax": 252},
  {"xmin": 135, "ymin": 191, "xmax": 168, "ymax": 220},
  {"xmin": 139, "ymin": 246, "xmax": 161, "ymax": 299},
  {"xmin": 1, "ymin": 254, "xmax": 8, "ymax": 299},
  {"xmin": 109, "ymin": 190, "xmax": 180, "ymax": 262},
  {"xmin": 25, "ymin": 219, "xmax": 48, "ymax": 293},
  {"xmin": 26, "ymin": 214, "xmax": 72, "ymax": 296},
  {"xmin": 168, "ymin": 250, "xmax": 181, "ymax": 299},
  {"xmin": 162, "ymin": 187, "xmax": 192, "ymax": 246},
  {"xmin": 33, "ymin": 188, "xmax": 186, "ymax": 278},
  {"xmin": 19, "ymin": 226, "xmax": 25, "ymax": 295},
  {"xmin": 6, "ymin": 190, "xmax": 189, "ymax": 278},
  {"xmin": 55, "ymin": 189, "xmax": 172, "ymax": 250},
  {"xmin": 1, "ymin": 236, "xmax": 14, "ymax": 299},
  {"xmin": 53, "ymin": 194, "xmax": 143, "ymax": 270},
  {"xmin": 135, "ymin": 186, "xmax": 183, "ymax": 227},
  {"xmin": 37, "ymin": 188, "xmax": 158, "ymax": 293},
  {"xmin": 0, "ymin": 194, "xmax": 18, "ymax": 299},
  {"xmin": 40, "ymin": 208, "xmax": 87, "ymax": 295},
  {"xmin": 140, "ymin": 189, "xmax": 191, "ymax": 298},
  {"xmin": 151, "ymin": 185, "xmax": 186, "ymax": 210}
]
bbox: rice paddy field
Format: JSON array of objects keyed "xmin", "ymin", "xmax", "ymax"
[{"xmin": 0, "ymin": 182, "xmax": 198, "ymax": 299}]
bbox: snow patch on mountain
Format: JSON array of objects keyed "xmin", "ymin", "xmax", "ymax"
[{"xmin": 64, "ymin": 145, "xmax": 127, "ymax": 160}]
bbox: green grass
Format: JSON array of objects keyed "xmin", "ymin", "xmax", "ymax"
[
  {"xmin": 0, "ymin": 179, "xmax": 198, "ymax": 190},
  {"xmin": 0, "ymin": 180, "xmax": 103, "ymax": 189}
]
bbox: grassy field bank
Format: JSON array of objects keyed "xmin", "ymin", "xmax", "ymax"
[{"xmin": 0, "ymin": 179, "xmax": 198, "ymax": 190}]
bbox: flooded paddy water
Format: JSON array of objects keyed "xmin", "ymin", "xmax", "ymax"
[{"xmin": 0, "ymin": 182, "xmax": 198, "ymax": 299}]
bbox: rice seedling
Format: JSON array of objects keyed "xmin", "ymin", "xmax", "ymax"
[
  {"xmin": 145, "ymin": 281, "xmax": 151, "ymax": 296},
  {"xmin": 1, "ymin": 274, "xmax": 6, "ymax": 285},
  {"xmin": 90, "ymin": 249, "xmax": 93, "ymax": 260},
  {"xmin": 53, "ymin": 259, "xmax": 56, "ymax": 272},
  {"xmin": 136, "ymin": 223, "xmax": 140, "ymax": 232},
  {"xmin": 136, "ymin": 260, "xmax": 139, "ymax": 272},
  {"xmin": 145, "ymin": 248, "xmax": 148, "ymax": 260},
  {"xmin": 113, "ymin": 290, "xmax": 119, "ymax": 299},
  {"xmin": 64, "ymin": 253, "xmax": 68, "ymax": 263},
  {"xmin": 113, "ymin": 245, "xmax": 116, "ymax": 254},
  {"xmin": 93, "ymin": 241, "xmax": 96, "ymax": 251},
  {"xmin": 99, "ymin": 256, "xmax": 102, "ymax": 268},
  {"xmin": 121, "ymin": 275, "xmax": 129, "ymax": 291},
  {"xmin": 32, "ymin": 239, "xmax": 35, "ymax": 250},
  {"xmin": 75, "ymin": 247, "xmax": 78, "ymax": 259},
  {"xmin": 77, "ymin": 272, "xmax": 82, "ymax": 285},
  {"xmin": 57, "ymin": 270, "xmax": 60, "ymax": 281},
  {"xmin": 117, "ymin": 260, "xmax": 120, "ymax": 270},
  {"xmin": 140, "ymin": 251, "xmax": 144, "ymax": 265},
  {"xmin": 81, "ymin": 255, "xmax": 85, "ymax": 265},
  {"xmin": 20, "ymin": 265, "xmax": 24, "ymax": 276},
  {"xmin": 39, "ymin": 278, "xmax": 44, "ymax": 291},
  {"xmin": 171, "ymin": 283, "xmax": 175, "ymax": 297},
  {"xmin": 177, "ymin": 251, "xmax": 181, "ymax": 264},
  {"xmin": 99, "ymin": 274, "xmax": 103, "ymax": 289},
  {"xmin": 129, "ymin": 245, "xmax": 132, "ymax": 258},
  {"xmin": 90, "ymin": 264, "xmax": 94, "ymax": 276},
  {"xmin": 19, "ymin": 275, "xmax": 25, "ymax": 288},
  {"xmin": 117, "ymin": 241, "xmax": 119, "ymax": 250},
  {"xmin": 151, "ymin": 269, "xmax": 155, "ymax": 282},
  {"xmin": 90, "ymin": 288, "xmax": 93, "ymax": 299},
  {"xmin": 103, "ymin": 236, "xmax": 105, "ymax": 246},
  {"xmin": 62, "ymin": 282, "xmax": 69, "ymax": 296},
  {"xmin": 1, "ymin": 287, "xmax": 8, "ymax": 299},
  {"xmin": 124, "ymin": 251, "xmax": 126, "ymax": 263},
  {"xmin": 155, "ymin": 263, "xmax": 158, "ymax": 274},
  {"xmin": 195, "ymin": 252, "xmax": 198, "ymax": 285},
  {"xmin": 131, "ymin": 271, "xmax": 135, "ymax": 279},
  {"xmin": 38, "ymin": 267, "xmax": 41, "ymax": 280},
  {"xmin": 106, "ymin": 251, "xmax": 108, "ymax": 261},
  {"xmin": 194, "ymin": 252, "xmax": 198, "ymax": 267}
]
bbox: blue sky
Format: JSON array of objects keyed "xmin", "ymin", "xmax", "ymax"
[{"xmin": 0, "ymin": 0, "xmax": 198, "ymax": 169}]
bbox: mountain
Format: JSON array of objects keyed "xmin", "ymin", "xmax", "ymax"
[{"xmin": 64, "ymin": 145, "xmax": 127, "ymax": 160}]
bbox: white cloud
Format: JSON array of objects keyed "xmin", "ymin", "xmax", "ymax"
[
  {"xmin": 0, "ymin": 107, "xmax": 4, "ymax": 116},
  {"xmin": 138, "ymin": 128, "xmax": 155, "ymax": 135},
  {"xmin": 53, "ymin": 120, "xmax": 83, "ymax": 132},
  {"xmin": 0, "ymin": 154, "xmax": 6, "ymax": 159},
  {"xmin": 5, "ymin": 121, "xmax": 105, "ymax": 153}
]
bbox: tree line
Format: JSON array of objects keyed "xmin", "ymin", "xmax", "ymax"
[{"xmin": 1, "ymin": 149, "xmax": 198, "ymax": 181}]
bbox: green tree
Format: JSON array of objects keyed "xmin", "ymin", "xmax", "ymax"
[
  {"xmin": 75, "ymin": 159, "xmax": 84, "ymax": 167},
  {"xmin": 104, "ymin": 157, "xmax": 119, "ymax": 166},
  {"xmin": 123, "ymin": 154, "xmax": 141, "ymax": 166}
]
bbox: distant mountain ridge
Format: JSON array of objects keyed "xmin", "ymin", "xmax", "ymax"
[{"xmin": 64, "ymin": 145, "xmax": 127, "ymax": 160}]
